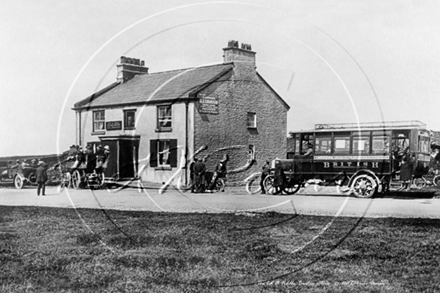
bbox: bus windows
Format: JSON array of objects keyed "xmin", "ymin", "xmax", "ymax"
[
  {"xmin": 315, "ymin": 134, "xmax": 332, "ymax": 154},
  {"xmin": 300, "ymin": 134, "xmax": 314, "ymax": 155},
  {"xmin": 353, "ymin": 132, "xmax": 371, "ymax": 155},
  {"xmin": 392, "ymin": 132, "xmax": 410, "ymax": 156},
  {"xmin": 371, "ymin": 131, "xmax": 390, "ymax": 154},
  {"xmin": 334, "ymin": 133, "xmax": 350, "ymax": 154},
  {"xmin": 419, "ymin": 135, "xmax": 430, "ymax": 154}
]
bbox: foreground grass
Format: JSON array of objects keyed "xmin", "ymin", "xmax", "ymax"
[{"xmin": 0, "ymin": 206, "xmax": 439, "ymax": 293}]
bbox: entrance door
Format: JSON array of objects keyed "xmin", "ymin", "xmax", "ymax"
[
  {"xmin": 99, "ymin": 136, "xmax": 140, "ymax": 181},
  {"xmin": 119, "ymin": 139, "xmax": 139, "ymax": 179},
  {"xmin": 102, "ymin": 140, "xmax": 118, "ymax": 179}
]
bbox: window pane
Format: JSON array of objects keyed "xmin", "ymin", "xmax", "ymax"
[
  {"xmin": 372, "ymin": 136, "xmax": 390, "ymax": 154},
  {"xmin": 125, "ymin": 111, "xmax": 135, "ymax": 128},
  {"xmin": 315, "ymin": 136, "xmax": 332, "ymax": 154},
  {"xmin": 247, "ymin": 112, "xmax": 256, "ymax": 128},
  {"xmin": 353, "ymin": 136, "xmax": 370, "ymax": 154},
  {"xmin": 158, "ymin": 140, "xmax": 170, "ymax": 166},
  {"xmin": 158, "ymin": 106, "xmax": 172, "ymax": 128},
  {"xmin": 93, "ymin": 111, "xmax": 105, "ymax": 131},
  {"xmin": 334, "ymin": 137, "xmax": 350, "ymax": 154}
]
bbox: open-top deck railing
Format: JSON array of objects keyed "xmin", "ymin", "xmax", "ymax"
[{"xmin": 314, "ymin": 120, "xmax": 427, "ymax": 130}]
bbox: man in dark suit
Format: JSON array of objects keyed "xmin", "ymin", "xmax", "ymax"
[
  {"xmin": 35, "ymin": 161, "xmax": 48, "ymax": 196},
  {"xmin": 193, "ymin": 157, "xmax": 206, "ymax": 193}
]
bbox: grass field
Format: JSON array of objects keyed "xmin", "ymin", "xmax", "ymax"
[{"xmin": 1, "ymin": 206, "xmax": 439, "ymax": 293}]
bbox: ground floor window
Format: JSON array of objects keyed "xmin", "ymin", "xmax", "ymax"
[{"xmin": 150, "ymin": 139, "xmax": 178, "ymax": 168}]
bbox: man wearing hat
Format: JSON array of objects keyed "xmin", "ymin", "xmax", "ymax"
[
  {"xmin": 273, "ymin": 158, "xmax": 286, "ymax": 195},
  {"xmin": 35, "ymin": 161, "xmax": 48, "ymax": 196}
]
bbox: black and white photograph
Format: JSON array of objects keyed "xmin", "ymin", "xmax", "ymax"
[{"xmin": 1, "ymin": 1, "xmax": 439, "ymax": 292}]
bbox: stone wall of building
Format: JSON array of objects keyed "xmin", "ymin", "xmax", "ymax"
[{"xmin": 193, "ymin": 63, "xmax": 288, "ymax": 185}]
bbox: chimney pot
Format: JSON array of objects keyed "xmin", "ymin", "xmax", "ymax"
[{"xmin": 117, "ymin": 55, "xmax": 149, "ymax": 83}]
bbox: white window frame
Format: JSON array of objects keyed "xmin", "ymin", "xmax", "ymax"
[
  {"xmin": 157, "ymin": 105, "xmax": 172, "ymax": 131},
  {"xmin": 93, "ymin": 110, "xmax": 105, "ymax": 132}
]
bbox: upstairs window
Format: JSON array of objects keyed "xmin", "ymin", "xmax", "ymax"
[
  {"xmin": 124, "ymin": 109, "xmax": 136, "ymax": 130},
  {"xmin": 247, "ymin": 112, "xmax": 256, "ymax": 128},
  {"xmin": 93, "ymin": 110, "xmax": 105, "ymax": 132},
  {"xmin": 157, "ymin": 105, "xmax": 172, "ymax": 131}
]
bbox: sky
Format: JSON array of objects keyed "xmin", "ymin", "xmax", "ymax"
[{"xmin": 1, "ymin": 0, "xmax": 439, "ymax": 156}]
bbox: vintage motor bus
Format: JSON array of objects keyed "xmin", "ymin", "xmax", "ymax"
[{"xmin": 285, "ymin": 120, "xmax": 432, "ymax": 198}]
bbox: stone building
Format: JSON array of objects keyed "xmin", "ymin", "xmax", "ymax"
[{"xmin": 73, "ymin": 40, "xmax": 290, "ymax": 184}]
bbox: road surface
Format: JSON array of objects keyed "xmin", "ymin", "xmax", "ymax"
[{"xmin": 0, "ymin": 184, "xmax": 439, "ymax": 218}]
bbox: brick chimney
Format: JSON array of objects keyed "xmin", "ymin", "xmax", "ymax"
[
  {"xmin": 223, "ymin": 40, "xmax": 256, "ymax": 67},
  {"xmin": 117, "ymin": 56, "xmax": 149, "ymax": 83}
]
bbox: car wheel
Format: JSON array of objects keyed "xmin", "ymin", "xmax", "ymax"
[{"xmin": 14, "ymin": 175, "xmax": 24, "ymax": 189}]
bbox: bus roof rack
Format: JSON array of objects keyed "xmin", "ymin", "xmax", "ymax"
[{"xmin": 314, "ymin": 120, "xmax": 427, "ymax": 130}]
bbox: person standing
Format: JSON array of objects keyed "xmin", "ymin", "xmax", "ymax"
[
  {"xmin": 273, "ymin": 158, "xmax": 285, "ymax": 195},
  {"xmin": 35, "ymin": 161, "xmax": 48, "ymax": 196},
  {"xmin": 260, "ymin": 160, "xmax": 271, "ymax": 194},
  {"xmin": 398, "ymin": 156, "xmax": 412, "ymax": 191},
  {"xmin": 189, "ymin": 158, "xmax": 198, "ymax": 193},
  {"xmin": 193, "ymin": 157, "xmax": 206, "ymax": 193},
  {"xmin": 210, "ymin": 156, "xmax": 228, "ymax": 191}
]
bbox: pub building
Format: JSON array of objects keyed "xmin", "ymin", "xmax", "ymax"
[{"xmin": 73, "ymin": 41, "xmax": 290, "ymax": 184}]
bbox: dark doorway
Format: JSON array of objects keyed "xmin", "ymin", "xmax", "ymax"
[
  {"xmin": 99, "ymin": 136, "xmax": 140, "ymax": 180},
  {"xmin": 119, "ymin": 139, "xmax": 139, "ymax": 179}
]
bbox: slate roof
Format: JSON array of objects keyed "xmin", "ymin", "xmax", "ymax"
[{"xmin": 73, "ymin": 63, "xmax": 234, "ymax": 110}]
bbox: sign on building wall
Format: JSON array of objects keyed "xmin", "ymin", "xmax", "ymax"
[
  {"xmin": 197, "ymin": 96, "xmax": 219, "ymax": 114},
  {"xmin": 106, "ymin": 121, "xmax": 122, "ymax": 131}
]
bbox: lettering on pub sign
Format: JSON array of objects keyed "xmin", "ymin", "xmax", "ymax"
[
  {"xmin": 106, "ymin": 121, "xmax": 122, "ymax": 131},
  {"xmin": 197, "ymin": 95, "xmax": 219, "ymax": 114}
]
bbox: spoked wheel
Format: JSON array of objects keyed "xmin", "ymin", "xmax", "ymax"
[
  {"xmin": 245, "ymin": 172, "xmax": 262, "ymax": 194},
  {"xmin": 14, "ymin": 175, "xmax": 24, "ymax": 189},
  {"xmin": 283, "ymin": 179, "xmax": 302, "ymax": 195},
  {"xmin": 214, "ymin": 178, "xmax": 225, "ymax": 192},
  {"xmin": 350, "ymin": 174, "xmax": 377, "ymax": 198},
  {"xmin": 61, "ymin": 172, "xmax": 72, "ymax": 189},
  {"xmin": 413, "ymin": 177, "xmax": 426, "ymax": 189},
  {"xmin": 28, "ymin": 171, "xmax": 37, "ymax": 185},
  {"xmin": 263, "ymin": 175, "xmax": 276, "ymax": 195},
  {"xmin": 71, "ymin": 170, "xmax": 81, "ymax": 189},
  {"xmin": 433, "ymin": 176, "xmax": 440, "ymax": 187},
  {"xmin": 98, "ymin": 173, "xmax": 105, "ymax": 189}
]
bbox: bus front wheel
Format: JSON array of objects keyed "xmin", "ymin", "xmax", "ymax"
[{"xmin": 350, "ymin": 174, "xmax": 377, "ymax": 198}]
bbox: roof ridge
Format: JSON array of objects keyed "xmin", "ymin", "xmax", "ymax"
[{"xmin": 146, "ymin": 62, "xmax": 233, "ymax": 76}]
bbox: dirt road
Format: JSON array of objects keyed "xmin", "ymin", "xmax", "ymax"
[{"xmin": 0, "ymin": 185, "xmax": 439, "ymax": 218}]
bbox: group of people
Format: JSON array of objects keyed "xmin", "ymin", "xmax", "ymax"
[
  {"xmin": 189, "ymin": 155, "xmax": 228, "ymax": 193},
  {"xmin": 66, "ymin": 144, "xmax": 110, "ymax": 174}
]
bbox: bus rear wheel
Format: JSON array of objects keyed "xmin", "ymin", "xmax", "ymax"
[{"xmin": 351, "ymin": 174, "xmax": 377, "ymax": 198}]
